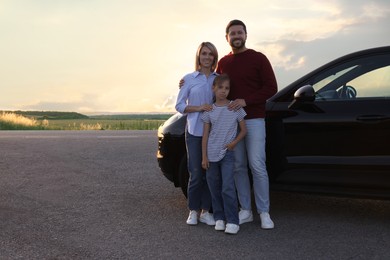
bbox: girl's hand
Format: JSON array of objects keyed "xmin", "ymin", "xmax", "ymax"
[
  {"xmin": 202, "ymin": 158, "xmax": 209, "ymax": 170},
  {"xmin": 226, "ymin": 142, "xmax": 236, "ymax": 151}
]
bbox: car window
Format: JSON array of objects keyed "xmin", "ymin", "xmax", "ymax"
[
  {"xmin": 312, "ymin": 53, "xmax": 390, "ymax": 101},
  {"xmin": 348, "ymin": 66, "xmax": 390, "ymax": 98},
  {"xmin": 313, "ymin": 67, "xmax": 356, "ymax": 91}
]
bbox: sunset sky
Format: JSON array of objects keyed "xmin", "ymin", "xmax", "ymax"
[{"xmin": 1, "ymin": 0, "xmax": 389, "ymax": 114}]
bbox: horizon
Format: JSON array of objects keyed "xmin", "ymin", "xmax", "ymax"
[{"xmin": 1, "ymin": 110, "xmax": 175, "ymax": 116}]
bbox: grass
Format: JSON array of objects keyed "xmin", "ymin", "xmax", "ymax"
[
  {"xmin": 0, "ymin": 112, "xmax": 172, "ymax": 130},
  {"xmin": 0, "ymin": 112, "xmax": 47, "ymax": 130},
  {"xmin": 46, "ymin": 119, "xmax": 167, "ymax": 130}
]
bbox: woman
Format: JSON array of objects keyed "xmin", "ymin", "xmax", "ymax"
[{"xmin": 175, "ymin": 42, "xmax": 218, "ymax": 226}]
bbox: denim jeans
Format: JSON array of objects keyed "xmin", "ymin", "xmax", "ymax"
[
  {"xmin": 206, "ymin": 150, "xmax": 239, "ymax": 225},
  {"xmin": 234, "ymin": 118, "xmax": 270, "ymax": 213},
  {"xmin": 185, "ymin": 132, "xmax": 212, "ymax": 211}
]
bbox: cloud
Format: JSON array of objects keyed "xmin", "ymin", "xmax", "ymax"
[
  {"xmin": 154, "ymin": 93, "xmax": 177, "ymax": 112},
  {"xmin": 250, "ymin": 0, "xmax": 390, "ymax": 89},
  {"xmin": 20, "ymin": 99, "xmax": 98, "ymax": 113}
]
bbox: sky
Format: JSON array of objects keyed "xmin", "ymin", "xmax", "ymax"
[{"xmin": 1, "ymin": 0, "xmax": 389, "ymax": 114}]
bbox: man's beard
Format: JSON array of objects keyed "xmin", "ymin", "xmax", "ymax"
[{"xmin": 230, "ymin": 38, "xmax": 245, "ymax": 49}]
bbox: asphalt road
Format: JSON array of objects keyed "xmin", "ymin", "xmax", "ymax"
[{"xmin": 0, "ymin": 130, "xmax": 389, "ymax": 259}]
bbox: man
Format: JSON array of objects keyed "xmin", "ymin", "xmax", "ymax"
[{"xmin": 216, "ymin": 19, "xmax": 277, "ymax": 229}]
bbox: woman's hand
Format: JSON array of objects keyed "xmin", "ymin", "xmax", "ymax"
[{"xmin": 199, "ymin": 104, "xmax": 213, "ymax": 112}]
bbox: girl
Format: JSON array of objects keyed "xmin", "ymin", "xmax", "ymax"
[{"xmin": 201, "ymin": 74, "xmax": 247, "ymax": 234}]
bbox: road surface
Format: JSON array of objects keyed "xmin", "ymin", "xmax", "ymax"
[{"xmin": 0, "ymin": 130, "xmax": 389, "ymax": 259}]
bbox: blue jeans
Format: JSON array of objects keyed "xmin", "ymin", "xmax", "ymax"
[
  {"xmin": 234, "ymin": 118, "xmax": 270, "ymax": 213},
  {"xmin": 185, "ymin": 132, "xmax": 212, "ymax": 211},
  {"xmin": 207, "ymin": 150, "xmax": 239, "ymax": 225}
]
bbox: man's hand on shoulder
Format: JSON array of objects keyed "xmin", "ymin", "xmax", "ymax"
[
  {"xmin": 179, "ymin": 79, "xmax": 184, "ymax": 89},
  {"xmin": 228, "ymin": 99, "xmax": 246, "ymax": 111}
]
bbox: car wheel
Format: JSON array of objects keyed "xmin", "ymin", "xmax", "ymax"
[{"xmin": 178, "ymin": 156, "xmax": 189, "ymax": 198}]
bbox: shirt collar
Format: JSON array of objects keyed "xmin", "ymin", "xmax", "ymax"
[{"xmin": 192, "ymin": 71, "xmax": 218, "ymax": 78}]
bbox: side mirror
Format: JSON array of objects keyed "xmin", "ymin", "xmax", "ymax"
[
  {"xmin": 288, "ymin": 85, "xmax": 322, "ymax": 113},
  {"xmin": 294, "ymin": 85, "xmax": 315, "ymax": 102}
]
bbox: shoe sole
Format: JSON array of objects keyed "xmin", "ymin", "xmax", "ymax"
[
  {"xmin": 225, "ymin": 230, "xmax": 239, "ymax": 234},
  {"xmin": 225, "ymin": 228, "xmax": 239, "ymax": 234},
  {"xmin": 199, "ymin": 219, "xmax": 216, "ymax": 226},
  {"xmin": 261, "ymin": 225, "xmax": 274, "ymax": 229},
  {"xmin": 239, "ymin": 216, "xmax": 253, "ymax": 225}
]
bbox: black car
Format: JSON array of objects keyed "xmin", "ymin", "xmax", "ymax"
[{"xmin": 157, "ymin": 46, "xmax": 390, "ymax": 199}]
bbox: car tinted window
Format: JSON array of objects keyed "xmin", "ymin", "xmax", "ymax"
[
  {"xmin": 313, "ymin": 53, "xmax": 390, "ymax": 101},
  {"xmin": 348, "ymin": 66, "xmax": 390, "ymax": 98}
]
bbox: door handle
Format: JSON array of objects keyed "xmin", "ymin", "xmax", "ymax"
[{"xmin": 356, "ymin": 115, "xmax": 389, "ymax": 121}]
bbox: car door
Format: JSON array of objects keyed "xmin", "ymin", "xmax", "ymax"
[{"xmin": 275, "ymin": 51, "xmax": 390, "ymax": 189}]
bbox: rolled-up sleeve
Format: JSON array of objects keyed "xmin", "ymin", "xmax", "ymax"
[
  {"xmin": 175, "ymin": 84, "xmax": 189, "ymax": 114},
  {"xmin": 175, "ymin": 74, "xmax": 193, "ymax": 114}
]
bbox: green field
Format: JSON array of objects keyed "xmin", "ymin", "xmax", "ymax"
[
  {"xmin": 45, "ymin": 118, "xmax": 168, "ymax": 130},
  {"xmin": 0, "ymin": 111, "xmax": 173, "ymax": 130}
]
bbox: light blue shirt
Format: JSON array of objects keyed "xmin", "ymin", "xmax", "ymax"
[{"xmin": 175, "ymin": 71, "xmax": 217, "ymax": 137}]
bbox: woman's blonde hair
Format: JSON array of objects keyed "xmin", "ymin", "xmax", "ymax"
[{"xmin": 195, "ymin": 42, "xmax": 218, "ymax": 72}]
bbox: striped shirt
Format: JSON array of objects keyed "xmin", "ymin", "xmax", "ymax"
[{"xmin": 201, "ymin": 102, "xmax": 246, "ymax": 162}]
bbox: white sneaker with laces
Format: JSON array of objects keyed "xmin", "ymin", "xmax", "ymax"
[
  {"xmin": 199, "ymin": 211, "xmax": 216, "ymax": 226},
  {"xmin": 215, "ymin": 220, "xmax": 226, "ymax": 231},
  {"xmin": 225, "ymin": 223, "xmax": 240, "ymax": 234},
  {"xmin": 186, "ymin": 210, "xmax": 198, "ymax": 225},
  {"xmin": 239, "ymin": 209, "xmax": 253, "ymax": 224},
  {"xmin": 260, "ymin": 212, "xmax": 274, "ymax": 229}
]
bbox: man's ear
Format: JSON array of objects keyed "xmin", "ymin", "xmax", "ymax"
[{"xmin": 225, "ymin": 34, "xmax": 228, "ymax": 42}]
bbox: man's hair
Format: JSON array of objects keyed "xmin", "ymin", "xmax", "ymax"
[{"xmin": 225, "ymin": 19, "xmax": 247, "ymax": 35}]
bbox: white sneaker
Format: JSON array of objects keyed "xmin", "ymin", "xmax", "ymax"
[
  {"xmin": 260, "ymin": 212, "xmax": 274, "ymax": 229},
  {"xmin": 239, "ymin": 209, "xmax": 253, "ymax": 224},
  {"xmin": 186, "ymin": 210, "xmax": 198, "ymax": 225},
  {"xmin": 215, "ymin": 220, "xmax": 226, "ymax": 231},
  {"xmin": 225, "ymin": 223, "xmax": 240, "ymax": 234},
  {"xmin": 199, "ymin": 211, "xmax": 216, "ymax": 226}
]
